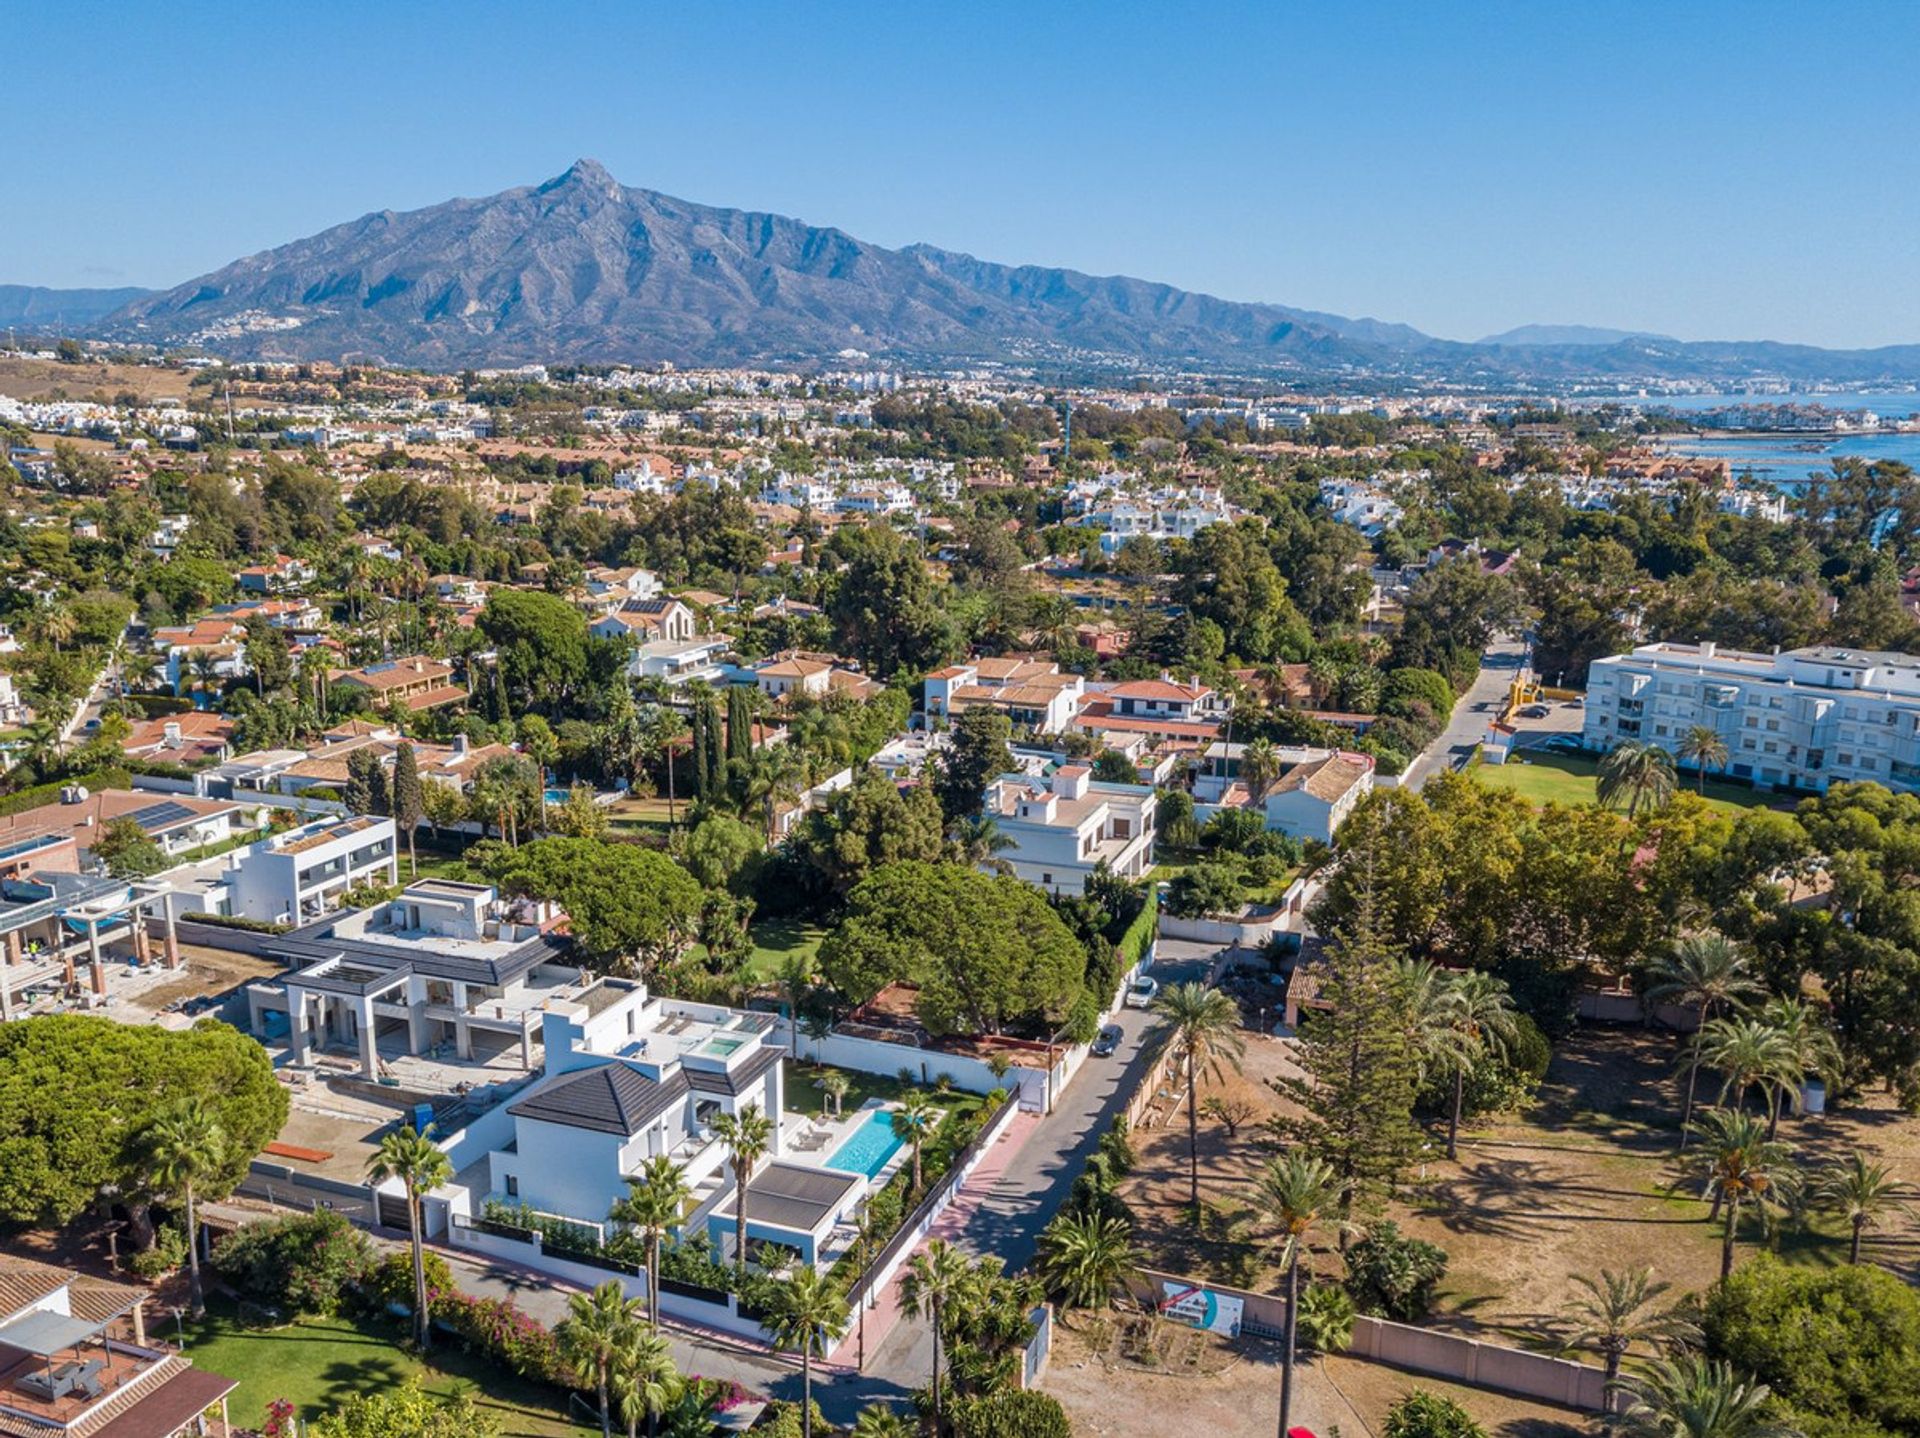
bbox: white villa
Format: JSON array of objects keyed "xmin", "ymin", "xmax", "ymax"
[{"xmin": 982, "ymin": 764, "xmax": 1156, "ymax": 894}]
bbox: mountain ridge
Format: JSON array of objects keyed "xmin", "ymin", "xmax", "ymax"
[{"xmin": 26, "ymin": 159, "xmax": 1920, "ymax": 385}]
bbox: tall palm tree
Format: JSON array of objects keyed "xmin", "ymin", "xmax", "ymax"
[
  {"xmin": 121, "ymin": 648, "xmax": 161, "ymax": 695},
  {"xmin": 1034, "ymin": 1210, "xmax": 1137, "ymax": 1310},
  {"xmin": 1250, "ymin": 1152, "xmax": 1346, "ymax": 1438},
  {"xmin": 559, "ymin": 1280, "xmax": 645, "ymax": 1438},
  {"xmin": 1563, "ymin": 1267, "xmax": 1695, "ymax": 1395},
  {"xmin": 1619, "ymin": 1356, "xmax": 1802, "ymax": 1438},
  {"xmin": 891, "ymin": 1092, "xmax": 939, "ymax": 1194},
  {"xmin": 366, "ymin": 1125, "xmax": 453, "ymax": 1348},
  {"xmin": 1598, "ymin": 740, "xmax": 1677, "ymax": 821},
  {"xmin": 1816, "ymin": 1152, "xmax": 1911, "ymax": 1265},
  {"xmin": 1699, "ymin": 1018, "xmax": 1798, "ymax": 1117},
  {"xmin": 1646, "ymin": 934, "xmax": 1762, "ymax": 1144},
  {"xmin": 609, "ymin": 1325, "xmax": 680, "ymax": 1438},
  {"xmin": 948, "ymin": 815, "xmax": 1015, "ymax": 874},
  {"xmin": 852, "ymin": 1405, "xmax": 913, "ymax": 1437},
  {"xmin": 1439, "ymin": 970, "xmax": 1518, "ymax": 1160},
  {"xmin": 1684, "ymin": 1109, "xmax": 1796, "ymax": 1280},
  {"xmin": 776, "ymin": 954, "xmax": 814, "ymax": 1059},
  {"xmin": 1152, "ymin": 982, "xmax": 1246, "ymax": 1210},
  {"xmin": 745, "ymin": 746, "xmax": 804, "ymax": 843},
  {"xmin": 609, "ymin": 1155, "xmax": 692, "ymax": 1333},
  {"xmin": 1239, "ymin": 738, "xmax": 1282, "ymax": 803},
  {"xmin": 709, "ymin": 1104, "xmax": 773, "ymax": 1274},
  {"xmin": 1676, "ymin": 726, "xmax": 1730, "ymax": 794},
  {"xmin": 900, "ymin": 1239, "xmax": 969, "ymax": 1436},
  {"xmin": 144, "ymin": 1098, "xmax": 226, "ymax": 1320},
  {"xmin": 765, "ymin": 1266, "xmax": 848, "ymax": 1438},
  {"xmin": 1756, "ymin": 997, "xmax": 1841, "ymax": 1139}
]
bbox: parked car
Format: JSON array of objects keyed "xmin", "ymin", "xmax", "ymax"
[
  {"xmin": 1520, "ymin": 704, "xmax": 1549, "ymax": 718},
  {"xmin": 1091, "ymin": 1024, "xmax": 1123, "ymax": 1057},
  {"xmin": 1124, "ymin": 975, "xmax": 1160, "ymax": 1009},
  {"xmin": 1541, "ymin": 734, "xmax": 1584, "ymax": 752},
  {"xmin": 1566, "ymin": 696, "xmax": 1585, "ymax": 707}
]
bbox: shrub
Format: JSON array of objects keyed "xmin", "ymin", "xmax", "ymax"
[
  {"xmin": 1702, "ymin": 1255, "xmax": 1920, "ymax": 1437},
  {"xmin": 1296, "ymin": 1282, "xmax": 1356, "ymax": 1356},
  {"xmin": 429, "ymin": 1290, "xmax": 570, "ymax": 1387},
  {"xmin": 1344, "ymin": 1221, "xmax": 1448, "ymax": 1321},
  {"xmin": 753, "ymin": 1398, "xmax": 831, "ymax": 1437},
  {"xmin": 210, "ymin": 1210, "xmax": 375, "ymax": 1316},
  {"xmin": 950, "ymin": 1390, "xmax": 1074, "ymax": 1438},
  {"xmin": 367, "ymin": 1250, "xmax": 455, "ymax": 1313},
  {"xmin": 1383, "ymin": 1390, "xmax": 1487, "ymax": 1438},
  {"xmin": 128, "ymin": 1225, "xmax": 186, "ymax": 1280},
  {"xmin": 1166, "ymin": 861, "xmax": 1245, "ymax": 918}
]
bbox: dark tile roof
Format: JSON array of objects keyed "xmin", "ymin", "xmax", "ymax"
[
  {"xmin": 717, "ymin": 1161, "xmax": 861, "ymax": 1235},
  {"xmin": 684, "ymin": 1045, "xmax": 783, "ymax": 1096},
  {"xmin": 508, "ymin": 1063, "xmax": 686, "ymax": 1137}
]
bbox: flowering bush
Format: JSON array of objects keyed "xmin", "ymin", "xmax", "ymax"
[
  {"xmin": 428, "ymin": 1289, "xmax": 571, "ymax": 1387},
  {"xmin": 262, "ymin": 1397, "xmax": 296, "ymax": 1438}
]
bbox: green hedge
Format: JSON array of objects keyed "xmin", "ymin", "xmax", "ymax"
[
  {"xmin": 181, "ymin": 911, "xmax": 292, "ymax": 935},
  {"xmin": 1116, "ymin": 883, "xmax": 1158, "ymax": 967},
  {"xmin": 0, "ymin": 767, "xmax": 132, "ymax": 817}
]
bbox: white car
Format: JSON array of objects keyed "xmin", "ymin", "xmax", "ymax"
[{"xmin": 1124, "ymin": 975, "xmax": 1160, "ymax": 1009}]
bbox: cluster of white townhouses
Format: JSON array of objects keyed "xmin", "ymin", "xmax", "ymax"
[{"xmin": 1584, "ymin": 642, "xmax": 1920, "ymax": 794}]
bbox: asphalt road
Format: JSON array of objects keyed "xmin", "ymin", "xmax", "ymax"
[{"xmin": 1401, "ymin": 637, "xmax": 1528, "ymax": 791}]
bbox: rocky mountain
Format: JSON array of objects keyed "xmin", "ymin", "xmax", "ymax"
[
  {"xmin": 0, "ymin": 285, "xmax": 153, "ymax": 332},
  {"xmin": 77, "ymin": 160, "xmax": 1920, "ymax": 385}
]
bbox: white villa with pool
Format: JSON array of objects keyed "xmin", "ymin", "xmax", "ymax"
[{"xmin": 423, "ymin": 975, "xmax": 918, "ymax": 1270}]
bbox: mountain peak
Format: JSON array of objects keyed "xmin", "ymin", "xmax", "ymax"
[{"xmin": 539, "ymin": 158, "xmax": 620, "ymax": 197}]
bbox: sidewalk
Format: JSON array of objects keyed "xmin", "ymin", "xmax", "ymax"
[{"xmin": 837, "ymin": 1107, "xmax": 1042, "ymax": 1369}]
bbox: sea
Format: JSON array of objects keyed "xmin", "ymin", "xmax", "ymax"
[{"xmin": 1641, "ymin": 391, "xmax": 1920, "ymax": 488}]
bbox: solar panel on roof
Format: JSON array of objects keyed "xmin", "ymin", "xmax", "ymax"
[{"xmin": 124, "ymin": 800, "xmax": 197, "ymax": 830}]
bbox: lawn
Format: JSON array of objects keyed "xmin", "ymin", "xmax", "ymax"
[
  {"xmin": 781, "ymin": 1057, "xmax": 985, "ymax": 1120},
  {"xmin": 1473, "ymin": 748, "xmax": 1789, "ymax": 815},
  {"xmin": 181, "ymin": 1298, "xmax": 590, "ymax": 1436},
  {"xmin": 742, "ymin": 916, "xmax": 828, "ymax": 983}
]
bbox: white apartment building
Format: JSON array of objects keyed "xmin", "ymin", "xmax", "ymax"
[
  {"xmin": 226, "ymin": 815, "xmax": 400, "ymax": 924},
  {"xmin": 983, "ymin": 765, "xmax": 1156, "ymax": 895},
  {"xmin": 1583, "ymin": 642, "xmax": 1920, "ymax": 794},
  {"xmin": 923, "ymin": 659, "xmax": 1085, "ymax": 735}
]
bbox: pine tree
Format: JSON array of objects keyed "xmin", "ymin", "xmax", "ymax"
[
  {"xmin": 391, "ymin": 742, "xmax": 424, "ymax": 877},
  {"xmin": 726, "ymin": 685, "xmax": 753, "ymax": 764},
  {"xmin": 1272, "ymin": 861, "xmax": 1424, "ymax": 1231}
]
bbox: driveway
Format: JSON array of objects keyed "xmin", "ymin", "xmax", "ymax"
[{"xmin": 1401, "ymin": 638, "xmax": 1526, "ymax": 791}]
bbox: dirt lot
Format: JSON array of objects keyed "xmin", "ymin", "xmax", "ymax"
[
  {"xmin": 116, "ymin": 943, "xmax": 281, "ymax": 1021},
  {"xmin": 1115, "ymin": 1020, "xmax": 1920, "ymax": 1346},
  {"xmin": 0, "ymin": 355, "xmax": 198, "ymax": 404},
  {"xmin": 1046, "ymin": 1318, "xmax": 1592, "ymax": 1438}
]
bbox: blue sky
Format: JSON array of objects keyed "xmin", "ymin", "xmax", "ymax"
[{"xmin": 9, "ymin": 1, "xmax": 1919, "ymax": 348}]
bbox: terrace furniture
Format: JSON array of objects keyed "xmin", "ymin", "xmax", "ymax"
[
  {"xmin": 71, "ymin": 1358, "xmax": 105, "ymax": 1399},
  {"xmin": 18, "ymin": 1363, "xmax": 78, "ymax": 1401}
]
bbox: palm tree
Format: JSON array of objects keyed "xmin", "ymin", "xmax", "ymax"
[
  {"xmin": 144, "ymin": 1098, "xmax": 226, "ymax": 1320},
  {"xmin": 1034, "ymin": 1210, "xmax": 1137, "ymax": 1310},
  {"xmin": 816, "ymin": 1070, "xmax": 850, "ymax": 1119},
  {"xmin": 1619, "ymin": 1356, "xmax": 1803, "ymax": 1438},
  {"xmin": 1676, "ymin": 726, "xmax": 1730, "ymax": 794},
  {"xmin": 709, "ymin": 1103, "xmax": 773, "ymax": 1274},
  {"xmin": 900, "ymin": 1238, "xmax": 969, "ymax": 1436},
  {"xmin": 1684, "ymin": 1109, "xmax": 1796, "ymax": 1280},
  {"xmin": 1152, "ymin": 982, "xmax": 1247, "ymax": 1209},
  {"xmin": 1564, "ymin": 1267, "xmax": 1695, "ymax": 1395},
  {"xmin": 609, "ymin": 1326, "xmax": 680, "ymax": 1438},
  {"xmin": 1598, "ymin": 740, "xmax": 1677, "ymax": 821},
  {"xmin": 1699, "ymin": 1018, "xmax": 1798, "ymax": 1117},
  {"xmin": 1439, "ymin": 970, "xmax": 1518, "ymax": 1160},
  {"xmin": 121, "ymin": 648, "xmax": 161, "ymax": 695},
  {"xmin": 852, "ymin": 1404, "xmax": 913, "ymax": 1437},
  {"xmin": 190, "ymin": 651, "xmax": 224, "ymax": 703},
  {"xmin": 609, "ymin": 1155, "xmax": 692, "ymax": 1333},
  {"xmin": 1239, "ymin": 737, "xmax": 1282, "ymax": 803},
  {"xmin": 366, "ymin": 1125, "xmax": 453, "ymax": 1348},
  {"xmin": 765, "ymin": 1266, "xmax": 848, "ymax": 1438},
  {"xmin": 745, "ymin": 746, "xmax": 804, "ymax": 843},
  {"xmin": 776, "ymin": 954, "xmax": 813, "ymax": 1059},
  {"xmin": 1646, "ymin": 934, "xmax": 1763, "ymax": 1144},
  {"xmin": 948, "ymin": 815, "xmax": 1015, "ymax": 874},
  {"xmin": 1251, "ymin": 1152, "xmax": 1347, "ymax": 1437},
  {"xmin": 891, "ymin": 1092, "xmax": 938, "ymax": 1194},
  {"xmin": 1756, "ymin": 997, "xmax": 1841, "ymax": 1139},
  {"xmin": 559, "ymin": 1280, "xmax": 645, "ymax": 1438},
  {"xmin": 1816, "ymin": 1152, "xmax": 1911, "ymax": 1265}
]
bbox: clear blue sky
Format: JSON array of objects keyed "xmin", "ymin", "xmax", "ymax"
[{"xmin": 9, "ymin": 1, "xmax": 1919, "ymax": 348}]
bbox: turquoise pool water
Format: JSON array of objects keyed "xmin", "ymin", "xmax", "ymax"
[{"xmin": 824, "ymin": 1109, "xmax": 903, "ymax": 1179}]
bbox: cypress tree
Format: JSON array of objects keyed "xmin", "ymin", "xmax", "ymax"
[
  {"xmin": 702, "ymin": 695, "xmax": 725, "ymax": 793},
  {"xmin": 726, "ymin": 685, "xmax": 753, "ymax": 764},
  {"xmin": 391, "ymin": 742, "xmax": 424, "ymax": 877}
]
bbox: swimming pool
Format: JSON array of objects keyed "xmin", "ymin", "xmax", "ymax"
[
  {"xmin": 543, "ymin": 788, "xmax": 572, "ymax": 805},
  {"xmin": 824, "ymin": 1108, "xmax": 904, "ymax": 1180}
]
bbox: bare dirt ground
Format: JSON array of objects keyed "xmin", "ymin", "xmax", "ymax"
[
  {"xmin": 1115, "ymin": 1022, "xmax": 1920, "ymax": 1349},
  {"xmin": 1046, "ymin": 1318, "xmax": 1592, "ymax": 1438},
  {"xmin": 0, "ymin": 356, "xmax": 198, "ymax": 404},
  {"xmin": 116, "ymin": 943, "xmax": 281, "ymax": 1020}
]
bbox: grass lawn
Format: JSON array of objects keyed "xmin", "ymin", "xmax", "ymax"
[
  {"xmin": 781, "ymin": 1057, "xmax": 985, "ymax": 1121},
  {"xmin": 181, "ymin": 1298, "xmax": 589, "ymax": 1436},
  {"xmin": 742, "ymin": 916, "xmax": 828, "ymax": 983},
  {"xmin": 1473, "ymin": 748, "xmax": 1789, "ymax": 815},
  {"xmin": 604, "ymin": 795, "xmax": 676, "ymax": 835}
]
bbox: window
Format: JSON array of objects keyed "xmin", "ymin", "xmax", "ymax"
[
  {"xmin": 1042, "ymin": 873, "xmax": 1053, "ymax": 886},
  {"xmin": 505, "ymin": 1174, "xmax": 519, "ymax": 1197}
]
